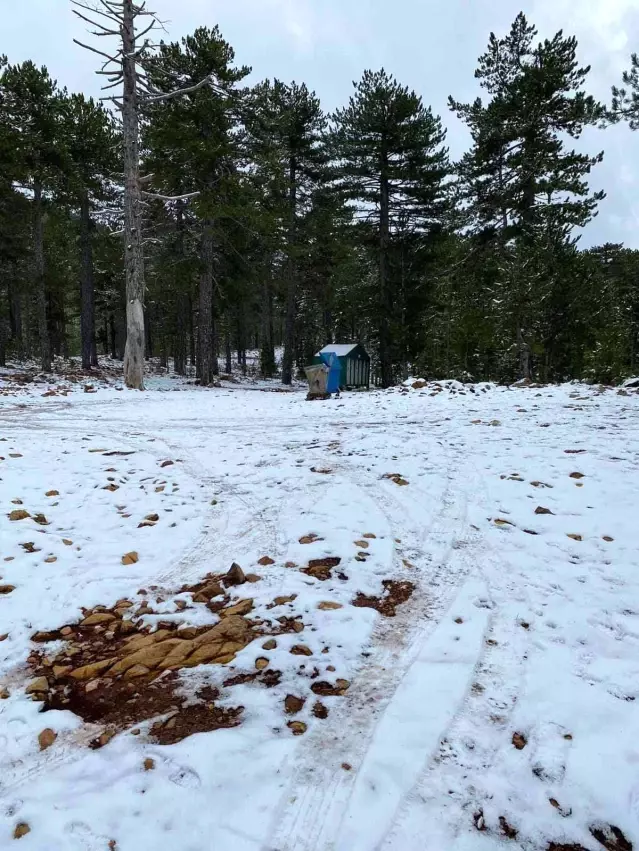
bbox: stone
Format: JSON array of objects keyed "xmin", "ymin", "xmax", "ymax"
[
  {"xmin": 225, "ymin": 563, "xmax": 246, "ymax": 586},
  {"xmin": 312, "ymin": 702, "xmax": 329, "ymax": 719},
  {"xmin": 534, "ymin": 506, "xmax": 554, "ymax": 515},
  {"xmin": 92, "ymin": 729, "xmax": 116, "ymax": 749},
  {"xmin": 290, "ymin": 645, "xmax": 312, "ymax": 656},
  {"xmin": 192, "ymin": 582, "xmax": 224, "ymax": 603},
  {"xmin": 354, "ymin": 540, "xmax": 369, "ymax": 548},
  {"xmin": 262, "ymin": 639, "xmax": 277, "ymax": 650},
  {"xmin": 258, "ymin": 556, "xmax": 275, "ymax": 566},
  {"xmin": 271, "ymin": 594, "xmax": 297, "ymax": 607},
  {"xmin": 33, "ymin": 513, "xmax": 49, "ymax": 525},
  {"xmin": 122, "ymin": 630, "xmax": 171, "ymax": 653},
  {"xmin": 46, "ymin": 490, "xmax": 59, "ymax": 497},
  {"xmin": 60, "ymin": 627, "xmax": 73, "ymax": 637},
  {"xmin": 183, "ymin": 616, "xmax": 253, "ymax": 667},
  {"xmin": 569, "ymin": 472, "xmax": 585, "ymax": 479},
  {"xmin": 25, "ymin": 677, "xmax": 48, "ymax": 694},
  {"xmin": 81, "ymin": 613, "xmax": 117, "ymax": 627},
  {"xmin": 123, "ymin": 664, "xmax": 151, "ymax": 680},
  {"xmin": 0, "ymin": 585, "xmax": 16, "ymax": 595},
  {"xmin": 9, "ymin": 510, "xmax": 30, "ymax": 521},
  {"xmin": 567, "ymin": 534, "xmax": 583, "ymax": 542},
  {"xmin": 255, "ymin": 657, "xmax": 269, "ymax": 670},
  {"xmin": 109, "ymin": 640, "xmax": 184, "ymax": 676},
  {"xmin": 44, "ymin": 556, "xmax": 57, "ymax": 563},
  {"xmin": 0, "ymin": 687, "xmax": 9, "ymax": 699},
  {"xmin": 160, "ymin": 460, "xmax": 174, "ymax": 467},
  {"xmin": 512, "ymin": 732, "xmax": 527, "ymax": 750},
  {"xmin": 288, "ymin": 721, "xmax": 307, "ymax": 736},
  {"xmin": 220, "ymin": 599, "xmax": 253, "ymax": 618},
  {"xmin": 143, "ymin": 758, "xmax": 155, "ymax": 771},
  {"xmin": 160, "ymin": 641, "xmax": 196, "ymax": 670},
  {"xmin": 284, "ymin": 694, "xmax": 305, "ymax": 715},
  {"xmin": 121, "ymin": 551, "xmax": 139, "ymax": 565},
  {"xmin": 62, "ymin": 539, "xmax": 73, "ymax": 546},
  {"xmin": 317, "ymin": 601, "xmax": 343, "ymax": 611},
  {"xmin": 13, "ymin": 823, "xmax": 30, "ymax": 840},
  {"xmin": 0, "ymin": 633, "xmax": 7, "ymax": 641},
  {"xmin": 38, "ymin": 728, "xmax": 57, "ymax": 750},
  {"xmin": 245, "ymin": 573, "xmax": 261, "ymax": 583},
  {"xmin": 363, "ymin": 533, "xmax": 376, "ymax": 539},
  {"xmin": 70, "ymin": 658, "xmax": 117, "ymax": 680},
  {"xmin": 603, "ymin": 536, "xmax": 614, "ymax": 542},
  {"xmin": 52, "ymin": 665, "xmax": 72, "ymax": 678},
  {"xmin": 145, "ymin": 514, "xmax": 159, "ymax": 522},
  {"xmin": 299, "ymin": 534, "xmax": 319, "ymax": 545}
]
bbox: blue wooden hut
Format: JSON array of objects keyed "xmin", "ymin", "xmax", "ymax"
[{"xmin": 314, "ymin": 344, "xmax": 370, "ymax": 389}]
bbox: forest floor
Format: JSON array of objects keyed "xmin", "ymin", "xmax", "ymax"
[{"xmin": 1, "ymin": 369, "xmax": 638, "ymax": 851}]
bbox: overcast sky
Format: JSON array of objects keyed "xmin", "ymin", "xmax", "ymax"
[{"xmin": 4, "ymin": 0, "xmax": 639, "ymax": 247}]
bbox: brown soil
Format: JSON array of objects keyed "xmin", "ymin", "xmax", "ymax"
[
  {"xmin": 352, "ymin": 580, "xmax": 415, "ymax": 617},
  {"xmin": 149, "ymin": 683, "xmax": 242, "ymax": 745},
  {"xmin": 590, "ymin": 825, "xmax": 633, "ymax": 851},
  {"xmin": 301, "ymin": 557, "xmax": 342, "ymax": 581}
]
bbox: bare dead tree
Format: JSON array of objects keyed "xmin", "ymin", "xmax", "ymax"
[{"xmin": 71, "ymin": 0, "xmax": 215, "ymax": 389}]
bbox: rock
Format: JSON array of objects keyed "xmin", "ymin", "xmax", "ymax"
[
  {"xmin": 220, "ymin": 599, "xmax": 253, "ymax": 618},
  {"xmin": 290, "ymin": 645, "xmax": 312, "ymax": 656},
  {"xmin": 0, "ymin": 633, "xmax": 7, "ymax": 641},
  {"xmin": 225, "ymin": 563, "xmax": 246, "ymax": 586},
  {"xmin": 0, "ymin": 687, "xmax": 9, "ymax": 699},
  {"xmin": 25, "ymin": 677, "xmax": 48, "ymax": 694},
  {"xmin": 284, "ymin": 562, "xmax": 298, "ymax": 569},
  {"xmin": 70, "ymin": 658, "xmax": 117, "ymax": 680},
  {"xmin": 569, "ymin": 472, "xmax": 585, "ymax": 479},
  {"xmin": 33, "ymin": 513, "xmax": 49, "ymax": 525},
  {"xmin": 512, "ymin": 732, "xmax": 527, "ymax": 750},
  {"xmin": 38, "ymin": 728, "xmax": 57, "ymax": 750},
  {"xmin": 312, "ymin": 701, "xmax": 328, "ymax": 718},
  {"xmin": 363, "ymin": 533, "xmax": 376, "ymax": 539},
  {"xmin": 20, "ymin": 543, "xmax": 38, "ymax": 553},
  {"xmin": 567, "ymin": 534, "xmax": 583, "ymax": 542},
  {"xmin": 258, "ymin": 556, "xmax": 275, "ymax": 566},
  {"xmin": 81, "ymin": 612, "xmax": 117, "ymax": 627},
  {"xmin": 45, "ymin": 490, "xmax": 59, "ymax": 497},
  {"xmin": 52, "ymin": 665, "xmax": 72, "ymax": 678},
  {"xmin": 534, "ymin": 506, "xmax": 554, "ymax": 515},
  {"xmin": 271, "ymin": 594, "xmax": 297, "ymax": 607},
  {"xmin": 292, "ymin": 620, "xmax": 304, "ymax": 633},
  {"xmin": 109, "ymin": 639, "xmax": 184, "ymax": 676},
  {"xmin": 9, "ymin": 510, "xmax": 30, "ymax": 521},
  {"xmin": 245, "ymin": 573, "xmax": 261, "ymax": 583},
  {"xmin": 13, "ymin": 823, "xmax": 30, "ymax": 839},
  {"xmin": 123, "ymin": 664, "xmax": 151, "ymax": 679},
  {"xmin": 0, "ymin": 585, "xmax": 16, "ymax": 595},
  {"xmin": 143, "ymin": 758, "xmax": 155, "ymax": 771},
  {"xmin": 122, "ymin": 551, "xmax": 139, "ymax": 565},
  {"xmin": 299, "ymin": 534, "xmax": 320, "ymax": 545},
  {"xmin": 160, "ymin": 460, "xmax": 174, "ymax": 467},
  {"xmin": 192, "ymin": 582, "xmax": 224, "ymax": 603},
  {"xmin": 31, "ymin": 631, "xmax": 60, "ymax": 643},
  {"xmin": 262, "ymin": 638, "xmax": 277, "ymax": 650},
  {"xmin": 255, "ymin": 657, "xmax": 269, "ymax": 670},
  {"xmin": 60, "ymin": 626, "xmax": 73, "ymax": 636},
  {"xmin": 145, "ymin": 513, "xmax": 159, "ymax": 522},
  {"xmin": 342, "ymin": 762, "xmax": 352, "ymax": 770},
  {"xmin": 311, "ymin": 679, "xmax": 350, "ymax": 696},
  {"xmin": 354, "ymin": 540, "xmax": 370, "ymax": 548},
  {"xmin": 91, "ymin": 729, "xmax": 116, "ymax": 749},
  {"xmin": 44, "ymin": 556, "xmax": 57, "ymax": 563},
  {"xmin": 603, "ymin": 536, "xmax": 614, "ymax": 542},
  {"xmin": 317, "ymin": 601, "xmax": 343, "ymax": 610},
  {"xmin": 62, "ymin": 539, "xmax": 73, "ymax": 546},
  {"xmin": 284, "ymin": 694, "xmax": 305, "ymax": 715},
  {"xmin": 122, "ymin": 630, "xmax": 171, "ymax": 653},
  {"xmin": 288, "ymin": 721, "xmax": 307, "ymax": 736},
  {"xmin": 183, "ymin": 616, "xmax": 254, "ymax": 667}
]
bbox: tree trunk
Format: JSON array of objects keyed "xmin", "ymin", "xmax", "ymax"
[
  {"xmin": 378, "ymin": 157, "xmax": 393, "ymax": 388},
  {"xmin": 79, "ymin": 191, "xmax": 96, "ymax": 370},
  {"xmin": 173, "ymin": 202, "xmax": 187, "ymax": 376},
  {"xmin": 188, "ymin": 292, "xmax": 196, "ymax": 368},
  {"xmin": 281, "ymin": 156, "xmax": 297, "ymax": 385},
  {"xmin": 122, "ymin": 0, "xmax": 145, "ymax": 389},
  {"xmin": 198, "ymin": 220, "xmax": 215, "ymax": 386},
  {"xmin": 109, "ymin": 313, "xmax": 116, "ymax": 359},
  {"xmin": 517, "ymin": 326, "xmax": 533, "ymax": 381},
  {"xmin": 224, "ymin": 321, "xmax": 232, "ymax": 374},
  {"xmin": 260, "ymin": 274, "xmax": 276, "ymax": 377},
  {"xmin": 33, "ymin": 179, "xmax": 51, "ymax": 372}
]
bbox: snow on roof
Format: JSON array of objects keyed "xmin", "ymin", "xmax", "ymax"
[{"xmin": 317, "ymin": 343, "xmax": 359, "ymax": 356}]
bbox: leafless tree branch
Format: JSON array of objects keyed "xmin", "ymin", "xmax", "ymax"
[
  {"xmin": 73, "ymin": 38, "xmax": 122, "ymax": 65},
  {"xmin": 143, "ymin": 76, "xmax": 216, "ymax": 103},
  {"xmin": 141, "ymin": 190, "xmax": 201, "ymax": 201}
]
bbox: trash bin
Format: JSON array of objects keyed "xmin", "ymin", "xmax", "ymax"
[{"xmin": 304, "ymin": 363, "xmax": 330, "ymax": 400}]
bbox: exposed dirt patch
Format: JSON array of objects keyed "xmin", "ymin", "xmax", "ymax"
[
  {"xmin": 590, "ymin": 825, "xmax": 633, "ymax": 851},
  {"xmin": 301, "ymin": 557, "xmax": 342, "ymax": 581},
  {"xmin": 149, "ymin": 683, "xmax": 242, "ymax": 745},
  {"xmin": 352, "ymin": 580, "xmax": 415, "ymax": 617}
]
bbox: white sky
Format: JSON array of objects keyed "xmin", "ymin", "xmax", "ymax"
[{"xmin": 4, "ymin": 0, "xmax": 639, "ymax": 246}]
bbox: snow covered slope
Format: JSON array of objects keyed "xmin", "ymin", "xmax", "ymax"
[{"xmin": 0, "ymin": 377, "xmax": 637, "ymax": 851}]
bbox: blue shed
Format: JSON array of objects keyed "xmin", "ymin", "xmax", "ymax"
[{"xmin": 314, "ymin": 343, "xmax": 371, "ymax": 389}]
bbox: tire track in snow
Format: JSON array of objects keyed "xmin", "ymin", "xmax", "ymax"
[{"xmin": 263, "ymin": 442, "xmax": 486, "ymax": 851}]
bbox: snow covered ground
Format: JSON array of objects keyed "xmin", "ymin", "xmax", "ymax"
[{"xmin": 1, "ymin": 374, "xmax": 638, "ymax": 851}]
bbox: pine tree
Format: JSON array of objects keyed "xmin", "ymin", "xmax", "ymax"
[
  {"xmin": 145, "ymin": 26, "xmax": 250, "ymax": 386},
  {"xmin": 246, "ymin": 80, "xmax": 326, "ymax": 384},
  {"xmin": 450, "ymin": 14, "xmax": 604, "ymax": 379},
  {"xmin": 331, "ymin": 69, "xmax": 450, "ymax": 387},
  {"xmin": 612, "ymin": 53, "xmax": 639, "ymax": 129}
]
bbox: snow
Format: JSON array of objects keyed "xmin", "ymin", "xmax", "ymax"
[
  {"xmin": 316, "ymin": 343, "xmax": 359, "ymax": 356},
  {"xmin": 1, "ymin": 375, "xmax": 638, "ymax": 850}
]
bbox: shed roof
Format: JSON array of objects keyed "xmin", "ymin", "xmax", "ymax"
[{"xmin": 317, "ymin": 343, "xmax": 360, "ymax": 357}]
